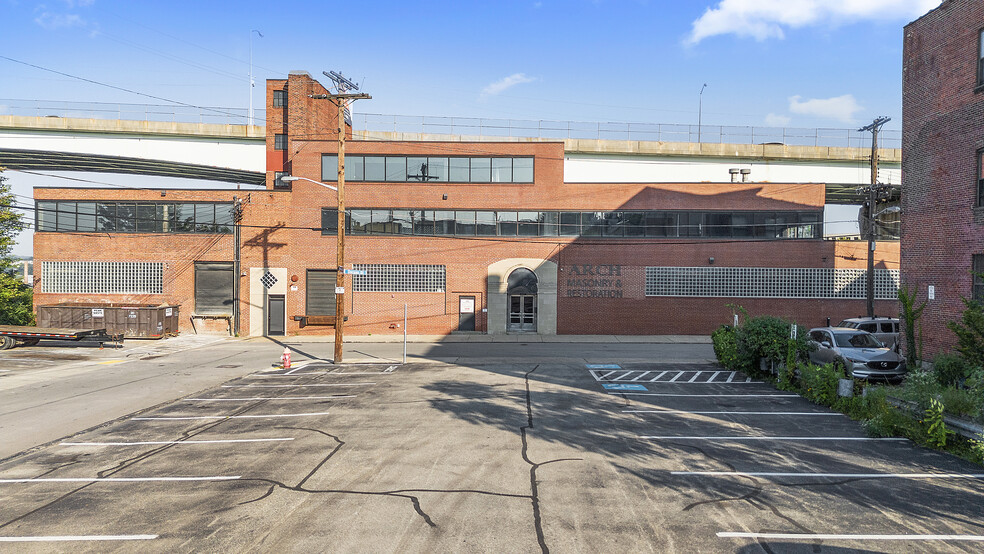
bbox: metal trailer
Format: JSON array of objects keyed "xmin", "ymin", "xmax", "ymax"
[{"xmin": 0, "ymin": 326, "xmax": 122, "ymax": 350}]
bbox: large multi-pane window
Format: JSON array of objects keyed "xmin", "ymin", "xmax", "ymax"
[
  {"xmin": 41, "ymin": 261, "xmax": 163, "ymax": 294},
  {"xmin": 321, "ymin": 155, "xmax": 535, "ymax": 183},
  {"xmin": 974, "ymin": 254, "xmax": 984, "ymax": 302},
  {"xmin": 321, "ymin": 208, "xmax": 823, "ymax": 239},
  {"xmin": 37, "ymin": 201, "xmax": 234, "ymax": 234},
  {"xmin": 274, "ymin": 134, "xmax": 287, "ymax": 150},
  {"xmin": 273, "ymin": 89, "xmax": 287, "ymax": 108},
  {"xmin": 644, "ymin": 267, "xmax": 900, "ymax": 299}
]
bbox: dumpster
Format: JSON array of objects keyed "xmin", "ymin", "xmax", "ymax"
[{"xmin": 37, "ymin": 304, "xmax": 180, "ymax": 339}]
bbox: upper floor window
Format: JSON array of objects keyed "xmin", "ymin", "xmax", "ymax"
[
  {"xmin": 978, "ymin": 29, "xmax": 984, "ymax": 87},
  {"xmin": 273, "ymin": 90, "xmax": 286, "ymax": 108},
  {"xmin": 273, "ymin": 171, "xmax": 290, "ymax": 189},
  {"xmin": 974, "ymin": 254, "xmax": 984, "ymax": 302},
  {"xmin": 320, "ymin": 155, "xmax": 535, "ymax": 183},
  {"xmin": 978, "ymin": 149, "xmax": 984, "ymax": 207},
  {"xmin": 36, "ymin": 201, "xmax": 234, "ymax": 234},
  {"xmin": 274, "ymin": 134, "xmax": 287, "ymax": 151}
]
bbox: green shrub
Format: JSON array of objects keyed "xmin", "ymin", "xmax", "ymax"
[
  {"xmin": 924, "ymin": 398, "xmax": 954, "ymax": 448},
  {"xmin": 947, "ymin": 299, "xmax": 984, "ymax": 369},
  {"xmin": 711, "ymin": 325, "xmax": 743, "ymax": 371},
  {"xmin": 736, "ymin": 316, "xmax": 812, "ymax": 371},
  {"xmin": 938, "ymin": 387, "xmax": 983, "ymax": 422},
  {"xmin": 798, "ymin": 362, "xmax": 841, "ymax": 407},
  {"xmin": 933, "ymin": 353, "xmax": 976, "ymax": 388},
  {"xmin": 899, "ymin": 369, "xmax": 942, "ymax": 410}
]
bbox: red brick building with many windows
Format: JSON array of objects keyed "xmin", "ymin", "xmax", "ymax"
[
  {"xmin": 32, "ymin": 71, "xmax": 900, "ymax": 338},
  {"xmin": 902, "ymin": 0, "xmax": 984, "ymax": 357}
]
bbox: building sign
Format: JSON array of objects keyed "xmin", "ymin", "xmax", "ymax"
[
  {"xmin": 566, "ymin": 264, "xmax": 623, "ymax": 298},
  {"xmin": 460, "ymin": 298, "xmax": 475, "ymax": 313},
  {"xmin": 91, "ymin": 308, "xmax": 104, "ymax": 318}
]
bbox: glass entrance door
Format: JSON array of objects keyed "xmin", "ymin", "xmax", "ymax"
[{"xmin": 508, "ymin": 295, "xmax": 537, "ymax": 332}]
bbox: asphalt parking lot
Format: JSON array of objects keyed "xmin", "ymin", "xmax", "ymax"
[{"xmin": 1, "ymin": 354, "xmax": 983, "ymax": 552}]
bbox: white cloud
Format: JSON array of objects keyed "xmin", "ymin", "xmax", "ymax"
[
  {"xmin": 788, "ymin": 94, "xmax": 862, "ymax": 123},
  {"xmin": 764, "ymin": 113, "xmax": 791, "ymax": 126},
  {"xmin": 687, "ymin": 0, "xmax": 941, "ymax": 44},
  {"xmin": 34, "ymin": 10, "xmax": 85, "ymax": 29},
  {"xmin": 481, "ymin": 73, "xmax": 536, "ymax": 96}
]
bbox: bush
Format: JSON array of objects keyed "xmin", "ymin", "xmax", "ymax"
[
  {"xmin": 711, "ymin": 325, "xmax": 743, "ymax": 371},
  {"xmin": 933, "ymin": 353, "xmax": 976, "ymax": 388},
  {"xmin": 798, "ymin": 362, "xmax": 841, "ymax": 407},
  {"xmin": 736, "ymin": 316, "xmax": 812, "ymax": 369},
  {"xmin": 947, "ymin": 298, "xmax": 984, "ymax": 369}
]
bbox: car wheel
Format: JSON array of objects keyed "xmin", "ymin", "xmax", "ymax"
[{"xmin": 0, "ymin": 336, "xmax": 16, "ymax": 350}]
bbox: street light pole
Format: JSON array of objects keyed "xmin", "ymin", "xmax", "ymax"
[
  {"xmin": 698, "ymin": 83, "xmax": 707, "ymax": 144},
  {"xmin": 248, "ymin": 30, "xmax": 263, "ymax": 125}
]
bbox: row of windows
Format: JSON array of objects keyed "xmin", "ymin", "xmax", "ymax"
[
  {"xmin": 321, "ymin": 209, "xmax": 823, "ymax": 239},
  {"xmin": 644, "ymin": 267, "xmax": 900, "ymax": 299},
  {"xmin": 321, "ymin": 155, "xmax": 534, "ymax": 183},
  {"xmin": 36, "ymin": 202, "xmax": 235, "ymax": 234}
]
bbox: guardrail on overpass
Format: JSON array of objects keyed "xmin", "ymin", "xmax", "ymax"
[{"xmin": 0, "ymin": 98, "xmax": 901, "ymax": 150}]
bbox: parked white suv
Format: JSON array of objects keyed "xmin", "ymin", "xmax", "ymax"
[{"xmin": 836, "ymin": 317, "xmax": 900, "ymax": 349}]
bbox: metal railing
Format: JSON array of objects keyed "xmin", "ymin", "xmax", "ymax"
[{"xmin": 0, "ymin": 98, "xmax": 901, "ymax": 149}]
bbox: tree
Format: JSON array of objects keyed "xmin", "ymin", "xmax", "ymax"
[{"xmin": 0, "ymin": 168, "xmax": 34, "ymax": 325}]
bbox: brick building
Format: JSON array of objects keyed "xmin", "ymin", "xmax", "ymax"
[
  {"xmin": 32, "ymin": 71, "xmax": 900, "ymax": 337},
  {"xmin": 902, "ymin": 0, "xmax": 984, "ymax": 357}
]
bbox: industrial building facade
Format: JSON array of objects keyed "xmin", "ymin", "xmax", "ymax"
[
  {"xmin": 902, "ymin": 0, "xmax": 984, "ymax": 356},
  {"xmin": 32, "ymin": 71, "xmax": 900, "ymax": 337}
]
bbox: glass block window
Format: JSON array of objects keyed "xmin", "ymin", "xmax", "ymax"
[
  {"xmin": 352, "ymin": 264, "xmax": 446, "ymax": 293},
  {"xmin": 644, "ymin": 267, "xmax": 900, "ymax": 299},
  {"xmin": 41, "ymin": 261, "xmax": 164, "ymax": 294}
]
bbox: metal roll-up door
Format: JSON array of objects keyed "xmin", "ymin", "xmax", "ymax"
[{"xmin": 306, "ymin": 269, "xmax": 338, "ymax": 315}]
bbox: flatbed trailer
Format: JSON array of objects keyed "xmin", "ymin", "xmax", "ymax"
[{"xmin": 0, "ymin": 326, "xmax": 122, "ymax": 350}]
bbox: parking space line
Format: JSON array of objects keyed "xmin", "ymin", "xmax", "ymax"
[
  {"xmin": 649, "ymin": 371, "xmax": 669, "ymax": 381},
  {"xmin": 688, "ymin": 371, "xmax": 702, "ymax": 383},
  {"xmin": 640, "ymin": 436, "xmax": 908, "ymax": 441},
  {"xmin": 222, "ymin": 383, "xmax": 374, "ymax": 388},
  {"xmin": 0, "ymin": 535, "xmax": 159, "ymax": 542},
  {"xmin": 60, "ymin": 438, "xmax": 294, "ymax": 446},
  {"xmin": 594, "ymin": 370, "xmax": 618, "ymax": 380},
  {"xmin": 624, "ymin": 411, "xmax": 843, "ymax": 416},
  {"xmin": 182, "ymin": 396, "xmax": 355, "ymax": 401},
  {"xmin": 133, "ymin": 412, "xmax": 331, "ymax": 421},
  {"xmin": 726, "ymin": 372, "xmax": 735, "ymax": 382},
  {"xmin": 630, "ymin": 371, "xmax": 651, "ymax": 381},
  {"xmin": 611, "ymin": 371, "xmax": 634, "ymax": 381},
  {"xmin": 675, "ymin": 472, "xmax": 984, "ymax": 479},
  {"xmin": 615, "ymin": 393, "xmax": 799, "ymax": 397},
  {"xmin": 717, "ymin": 532, "xmax": 984, "ymax": 541},
  {"xmin": 0, "ymin": 476, "xmax": 241, "ymax": 483},
  {"xmin": 709, "ymin": 371, "xmax": 721, "ymax": 382},
  {"xmin": 669, "ymin": 372, "xmax": 684, "ymax": 382}
]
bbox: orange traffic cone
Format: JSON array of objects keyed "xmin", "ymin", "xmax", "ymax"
[{"xmin": 281, "ymin": 347, "xmax": 291, "ymax": 370}]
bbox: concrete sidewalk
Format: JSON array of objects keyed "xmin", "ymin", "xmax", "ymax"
[{"xmin": 249, "ymin": 334, "xmax": 712, "ymax": 344}]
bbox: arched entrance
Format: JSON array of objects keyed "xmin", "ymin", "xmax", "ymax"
[{"xmin": 507, "ymin": 268, "xmax": 538, "ymax": 332}]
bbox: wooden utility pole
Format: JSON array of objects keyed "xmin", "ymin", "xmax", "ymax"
[
  {"xmin": 310, "ymin": 91, "xmax": 370, "ymax": 363},
  {"xmin": 859, "ymin": 116, "xmax": 891, "ymax": 319}
]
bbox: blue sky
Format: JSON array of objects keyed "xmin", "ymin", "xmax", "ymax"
[{"xmin": 0, "ymin": 0, "xmax": 939, "ymax": 128}]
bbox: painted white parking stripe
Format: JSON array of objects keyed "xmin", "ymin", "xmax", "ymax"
[
  {"xmin": 611, "ymin": 371, "xmax": 634, "ymax": 381},
  {"xmin": 133, "ymin": 412, "xmax": 331, "ymax": 421},
  {"xmin": 624, "ymin": 411, "xmax": 843, "ymax": 416},
  {"xmin": 61, "ymin": 438, "xmax": 294, "ymax": 446},
  {"xmin": 688, "ymin": 371, "xmax": 702, "ymax": 383},
  {"xmin": 631, "ymin": 371, "xmax": 651, "ymax": 382},
  {"xmin": 595, "ymin": 370, "xmax": 618, "ymax": 380},
  {"xmin": 218, "ymin": 394, "xmax": 351, "ymax": 400},
  {"xmin": 0, "ymin": 535, "xmax": 159, "ymax": 542},
  {"xmin": 222, "ymin": 383, "xmax": 374, "ymax": 388},
  {"xmin": 669, "ymin": 372, "xmax": 684, "ymax": 382},
  {"xmin": 614, "ymin": 393, "xmax": 799, "ymax": 397},
  {"xmin": 641, "ymin": 436, "xmax": 908, "ymax": 441},
  {"xmin": 709, "ymin": 371, "xmax": 721, "ymax": 382},
  {"xmin": 0, "ymin": 476, "xmax": 240, "ymax": 483},
  {"xmin": 649, "ymin": 371, "xmax": 669, "ymax": 382},
  {"xmin": 384, "ymin": 365, "xmax": 398, "ymax": 373},
  {"xmin": 675, "ymin": 472, "xmax": 984, "ymax": 479},
  {"xmin": 717, "ymin": 532, "xmax": 984, "ymax": 541},
  {"xmin": 726, "ymin": 372, "xmax": 735, "ymax": 383},
  {"xmin": 745, "ymin": 377, "xmax": 752, "ymax": 383}
]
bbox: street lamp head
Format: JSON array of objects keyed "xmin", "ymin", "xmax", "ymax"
[{"xmin": 280, "ymin": 175, "xmax": 338, "ymax": 191}]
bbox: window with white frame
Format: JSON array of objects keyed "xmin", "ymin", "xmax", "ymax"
[{"xmin": 41, "ymin": 261, "xmax": 164, "ymax": 294}]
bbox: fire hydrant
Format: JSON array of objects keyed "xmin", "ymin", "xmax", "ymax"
[{"xmin": 281, "ymin": 347, "xmax": 291, "ymax": 370}]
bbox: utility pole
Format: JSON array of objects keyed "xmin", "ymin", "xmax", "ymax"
[
  {"xmin": 232, "ymin": 196, "xmax": 244, "ymax": 336},
  {"xmin": 858, "ymin": 116, "xmax": 891, "ymax": 319},
  {"xmin": 311, "ymin": 71, "xmax": 370, "ymax": 363}
]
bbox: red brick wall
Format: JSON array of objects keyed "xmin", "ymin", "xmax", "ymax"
[{"xmin": 903, "ymin": 0, "xmax": 984, "ymax": 357}]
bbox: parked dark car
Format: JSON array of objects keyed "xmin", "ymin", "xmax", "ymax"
[{"xmin": 807, "ymin": 327, "xmax": 906, "ymax": 381}]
